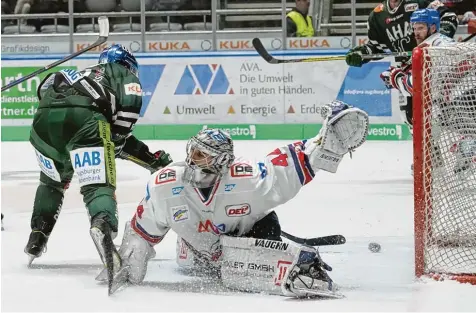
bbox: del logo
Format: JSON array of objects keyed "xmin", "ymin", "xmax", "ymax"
[
  {"xmin": 226, "ymin": 203, "xmax": 251, "ymax": 217},
  {"xmin": 255, "ymin": 239, "xmax": 289, "ymax": 251},
  {"xmin": 124, "ymin": 83, "xmax": 142, "ymax": 96},
  {"xmin": 172, "ymin": 205, "xmax": 189, "ymax": 222},
  {"xmin": 198, "ymin": 220, "xmax": 226, "ymax": 234},
  {"xmin": 155, "ymin": 168, "xmax": 176, "ymax": 185},
  {"xmin": 231, "ymin": 163, "xmax": 253, "ymax": 178},
  {"xmin": 175, "ymin": 64, "xmax": 235, "ymax": 95},
  {"xmin": 172, "ymin": 186, "xmax": 184, "ymax": 195}
]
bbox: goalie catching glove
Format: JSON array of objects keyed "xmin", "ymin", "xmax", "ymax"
[{"xmin": 304, "ymin": 100, "xmax": 369, "ymax": 173}]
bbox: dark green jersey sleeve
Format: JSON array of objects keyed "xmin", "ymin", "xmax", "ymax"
[
  {"xmin": 81, "ymin": 63, "xmax": 156, "ymax": 166},
  {"xmin": 82, "ymin": 63, "xmax": 143, "ymax": 136},
  {"xmin": 366, "ymin": 9, "xmax": 388, "ymax": 55}
]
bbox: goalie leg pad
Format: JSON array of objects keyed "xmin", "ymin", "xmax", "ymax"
[
  {"xmin": 96, "ymin": 221, "xmax": 155, "ymax": 284},
  {"xmin": 219, "ymin": 236, "xmax": 340, "ymax": 297}
]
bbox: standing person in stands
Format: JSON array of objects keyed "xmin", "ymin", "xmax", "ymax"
[{"xmin": 287, "ymin": 0, "xmax": 315, "ymax": 37}]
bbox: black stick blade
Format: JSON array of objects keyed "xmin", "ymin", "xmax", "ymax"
[{"xmin": 252, "ymin": 38, "xmax": 277, "ymax": 64}]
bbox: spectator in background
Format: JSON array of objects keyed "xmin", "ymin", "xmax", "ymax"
[
  {"xmin": 1, "ymin": 0, "xmax": 14, "ymax": 31},
  {"xmin": 442, "ymin": 0, "xmax": 475, "ymax": 24},
  {"xmin": 14, "ymin": 0, "xmax": 87, "ymax": 31},
  {"xmin": 286, "ymin": 0, "xmax": 315, "ymax": 37},
  {"xmin": 151, "ymin": 0, "xmax": 210, "ymax": 28}
]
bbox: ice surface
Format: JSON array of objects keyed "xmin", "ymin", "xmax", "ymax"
[{"xmin": 2, "ymin": 140, "xmax": 476, "ymax": 312}]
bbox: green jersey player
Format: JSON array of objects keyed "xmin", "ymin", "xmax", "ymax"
[
  {"xmin": 345, "ymin": 0, "xmax": 458, "ymax": 67},
  {"xmin": 25, "ymin": 45, "xmax": 173, "ymax": 278}
]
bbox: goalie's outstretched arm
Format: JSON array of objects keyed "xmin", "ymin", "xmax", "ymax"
[{"xmin": 250, "ymin": 101, "xmax": 369, "ymax": 211}]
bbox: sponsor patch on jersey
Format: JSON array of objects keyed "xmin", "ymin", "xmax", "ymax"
[
  {"xmin": 172, "ymin": 186, "xmax": 184, "ymax": 195},
  {"xmin": 70, "ymin": 147, "xmax": 106, "ymax": 187},
  {"xmin": 257, "ymin": 162, "xmax": 268, "ymax": 179},
  {"xmin": 179, "ymin": 239, "xmax": 188, "ymax": 259},
  {"xmin": 255, "ymin": 239, "xmax": 289, "ymax": 251},
  {"xmin": 59, "ymin": 68, "xmax": 83, "ymax": 85},
  {"xmin": 230, "ymin": 162, "xmax": 253, "ymax": 178},
  {"xmin": 198, "ymin": 220, "xmax": 226, "ymax": 234},
  {"xmin": 225, "ymin": 203, "xmax": 251, "ymax": 217},
  {"xmin": 172, "ymin": 205, "xmax": 189, "ymax": 222},
  {"xmin": 34, "ymin": 149, "xmax": 61, "ymax": 182},
  {"xmin": 373, "ymin": 3, "xmax": 383, "ymax": 12},
  {"xmin": 124, "ymin": 83, "xmax": 142, "ymax": 96},
  {"xmin": 404, "ymin": 3, "xmax": 418, "ymax": 12},
  {"xmin": 224, "ymin": 184, "xmax": 236, "ymax": 192},
  {"xmin": 155, "ymin": 168, "xmax": 176, "ymax": 185},
  {"xmin": 385, "ymin": 13, "xmax": 403, "ymax": 24}
]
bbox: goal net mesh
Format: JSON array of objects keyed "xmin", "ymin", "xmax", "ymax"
[{"xmin": 419, "ymin": 42, "xmax": 476, "ymax": 278}]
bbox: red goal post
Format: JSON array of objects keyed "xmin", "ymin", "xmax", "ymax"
[{"xmin": 412, "ymin": 42, "xmax": 476, "ymax": 284}]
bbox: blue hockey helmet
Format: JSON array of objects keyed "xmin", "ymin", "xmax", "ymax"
[
  {"xmin": 98, "ymin": 44, "xmax": 139, "ymax": 77},
  {"xmin": 410, "ymin": 8, "xmax": 440, "ymax": 32}
]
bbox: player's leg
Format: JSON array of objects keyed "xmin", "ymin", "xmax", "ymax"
[
  {"xmin": 241, "ymin": 211, "xmax": 282, "ymax": 241},
  {"xmin": 67, "ymin": 112, "xmax": 121, "ymax": 273},
  {"xmin": 25, "ymin": 115, "xmax": 74, "ymax": 263}
]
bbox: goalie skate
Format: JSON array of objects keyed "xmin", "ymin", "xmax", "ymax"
[{"xmin": 281, "ymin": 250, "xmax": 344, "ymax": 299}]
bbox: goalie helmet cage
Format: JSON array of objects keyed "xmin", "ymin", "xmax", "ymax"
[{"xmin": 412, "ymin": 42, "xmax": 476, "ymax": 284}]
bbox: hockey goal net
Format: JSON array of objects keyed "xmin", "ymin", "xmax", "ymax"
[{"xmin": 413, "ymin": 42, "xmax": 476, "ymax": 284}]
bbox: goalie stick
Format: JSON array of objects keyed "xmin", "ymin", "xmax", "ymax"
[
  {"xmin": 1, "ymin": 16, "xmax": 110, "ymax": 92},
  {"xmin": 252, "ymin": 33, "xmax": 476, "ymax": 65},
  {"xmin": 281, "ymin": 231, "xmax": 346, "ymax": 246}
]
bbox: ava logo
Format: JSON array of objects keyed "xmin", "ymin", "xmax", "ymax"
[
  {"xmin": 138, "ymin": 64, "xmax": 166, "ymax": 117},
  {"xmin": 175, "ymin": 64, "xmax": 235, "ymax": 95}
]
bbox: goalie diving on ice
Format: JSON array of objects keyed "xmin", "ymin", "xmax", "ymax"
[{"xmin": 97, "ymin": 101, "xmax": 369, "ymax": 298}]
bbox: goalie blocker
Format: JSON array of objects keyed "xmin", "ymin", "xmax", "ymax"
[{"xmin": 98, "ymin": 101, "xmax": 369, "ymax": 297}]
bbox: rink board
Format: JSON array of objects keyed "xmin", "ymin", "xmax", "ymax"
[{"xmin": 1, "ymin": 50, "xmax": 410, "ymax": 141}]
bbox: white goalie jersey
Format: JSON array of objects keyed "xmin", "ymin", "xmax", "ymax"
[{"xmin": 131, "ymin": 140, "xmax": 316, "ymax": 262}]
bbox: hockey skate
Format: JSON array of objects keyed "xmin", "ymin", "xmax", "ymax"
[
  {"xmin": 89, "ymin": 214, "xmax": 125, "ymax": 295},
  {"xmin": 281, "ymin": 250, "xmax": 344, "ymax": 299},
  {"xmin": 24, "ymin": 230, "xmax": 49, "ymax": 266}
]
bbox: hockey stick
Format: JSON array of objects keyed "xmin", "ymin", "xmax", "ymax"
[
  {"xmin": 1, "ymin": 16, "xmax": 110, "ymax": 92},
  {"xmin": 254, "ymin": 32, "xmax": 476, "ymax": 65},
  {"xmin": 281, "ymin": 231, "xmax": 346, "ymax": 246},
  {"xmin": 252, "ymin": 38, "xmax": 411, "ymax": 64},
  {"xmin": 118, "ymin": 150, "xmax": 158, "ymax": 173},
  {"xmin": 462, "ymin": 32, "xmax": 476, "ymax": 42}
]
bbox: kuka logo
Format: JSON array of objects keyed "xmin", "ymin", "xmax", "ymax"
[{"xmin": 175, "ymin": 64, "xmax": 235, "ymax": 95}]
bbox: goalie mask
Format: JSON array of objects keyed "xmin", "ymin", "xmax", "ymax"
[{"xmin": 183, "ymin": 128, "xmax": 235, "ymax": 188}]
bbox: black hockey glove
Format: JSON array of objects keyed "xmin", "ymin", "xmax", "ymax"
[
  {"xmin": 345, "ymin": 45, "xmax": 371, "ymax": 67},
  {"xmin": 148, "ymin": 150, "xmax": 173, "ymax": 172}
]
